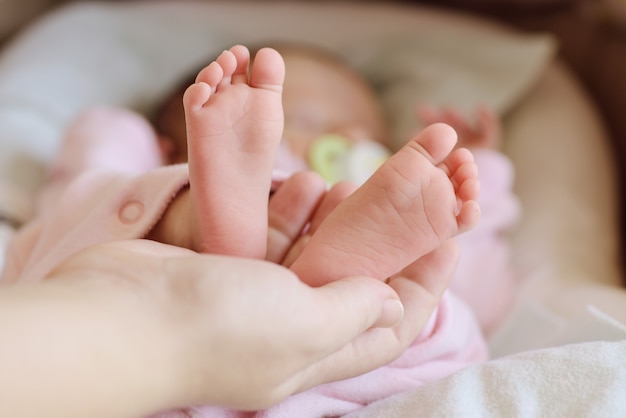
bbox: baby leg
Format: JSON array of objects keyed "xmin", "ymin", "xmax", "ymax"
[
  {"xmin": 290, "ymin": 123, "xmax": 480, "ymax": 286},
  {"xmin": 183, "ymin": 45, "xmax": 285, "ymax": 258}
]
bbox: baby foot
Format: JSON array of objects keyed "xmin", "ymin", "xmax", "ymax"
[
  {"xmin": 183, "ymin": 45, "xmax": 285, "ymax": 258},
  {"xmin": 290, "ymin": 123, "xmax": 480, "ymax": 286}
]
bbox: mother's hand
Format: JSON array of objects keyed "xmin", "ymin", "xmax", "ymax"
[{"xmin": 28, "ymin": 237, "xmax": 456, "ymax": 417}]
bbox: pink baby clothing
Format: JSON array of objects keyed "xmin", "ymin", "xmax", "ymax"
[
  {"xmin": 1, "ymin": 107, "xmax": 180, "ymax": 285},
  {"xmin": 450, "ymin": 148, "xmax": 521, "ymax": 335},
  {"xmin": 0, "ymin": 165, "xmax": 190, "ymax": 285},
  {"xmin": 0, "ymin": 107, "xmax": 523, "ymax": 417}
]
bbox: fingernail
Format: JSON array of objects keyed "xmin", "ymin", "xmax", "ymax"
[{"xmin": 374, "ymin": 299, "xmax": 404, "ymax": 328}]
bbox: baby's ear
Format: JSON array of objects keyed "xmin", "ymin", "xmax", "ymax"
[
  {"xmin": 157, "ymin": 134, "xmax": 190, "ymax": 164},
  {"xmin": 157, "ymin": 134, "xmax": 176, "ymax": 162}
]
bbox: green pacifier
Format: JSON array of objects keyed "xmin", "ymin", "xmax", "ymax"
[
  {"xmin": 308, "ymin": 134, "xmax": 391, "ymax": 186},
  {"xmin": 308, "ymin": 134, "xmax": 351, "ymax": 185}
]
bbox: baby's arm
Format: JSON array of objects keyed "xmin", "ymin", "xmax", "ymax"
[
  {"xmin": 418, "ymin": 105, "xmax": 502, "ymax": 150},
  {"xmin": 1, "ymin": 166, "xmax": 190, "ymax": 285}
]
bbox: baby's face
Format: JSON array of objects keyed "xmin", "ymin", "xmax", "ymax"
[
  {"xmin": 280, "ymin": 50, "xmax": 388, "ymax": 162},
  {"xmin": 158, "ymin": 48, "xmax": 388, "ymax": 167}
]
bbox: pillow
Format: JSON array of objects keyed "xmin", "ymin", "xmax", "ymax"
[
  {"xmin": 0, "ymin": 0, "xmax": 555, "ymax": 220},
  {"xmin": 348, "ymin": 33, "xmax": 555, "ymax": 150}
]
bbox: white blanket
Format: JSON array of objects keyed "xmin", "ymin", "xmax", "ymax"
[{"xmin": 349, "ymin": 340, "xmax": 626, "ymax": 417}]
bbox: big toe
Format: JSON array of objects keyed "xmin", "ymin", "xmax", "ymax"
[
  {"xmin": 249, "ymin": 47, "xmax": 286, "ymax": 90},
  {"xmin": 410, "ymin": 123, "xmax": 458, "ymax": 164}
]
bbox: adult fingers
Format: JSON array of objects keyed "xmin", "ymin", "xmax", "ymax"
[
  {"xmin": 267, "ymin": 172, "xmax": 326, "ymax": 263},
  {"xmin": 282, "ymin": 181, "xmax": 357, "ymax": 267},
  {"xmin": 307, "ymin": 181, "xmax": 357, "ymax": 234},
  {"xmin": 287, "ymin": 240, "xmax": 460, "ymax": 393},
  {"xmin": 148, "ymin": 255, "xmax": 404, "ymax": 410}
]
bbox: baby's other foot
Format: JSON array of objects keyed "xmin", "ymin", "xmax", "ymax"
[
  {"xmin": 183, "ymin": 45, "xmax": 285, "ymax": 257},
  {"xmin": 291, "ymin": 123, "xmax": 480, "ymax": 286}
]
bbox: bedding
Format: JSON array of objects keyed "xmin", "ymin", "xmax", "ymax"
[
  {"xmin": 0, "ymin": 1, "xmax": 624, "ymax": 416},
  {"xmin": 0, "ymin": 0, "xmax": 555, "ymax": 222}
]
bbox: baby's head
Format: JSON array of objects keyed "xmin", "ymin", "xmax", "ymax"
[
  {"xmin": 277, "ymin": 44, "xmax": 388, "ymax": 160},
  {"xmin": 154, "ymin": 44, "xmax": 390, "ymax": 180}
]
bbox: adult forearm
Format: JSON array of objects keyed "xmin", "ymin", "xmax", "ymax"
[{"xmin": 0, "ymin": 282, "xmax": 178, "ymax": 418}]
